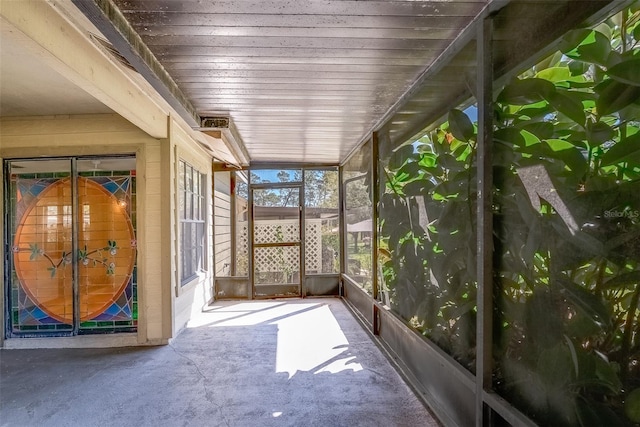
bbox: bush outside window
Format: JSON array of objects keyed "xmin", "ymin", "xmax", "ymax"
[{"xmin": 379, "ymin": 6, "xmax": 640, "ymax": 425}]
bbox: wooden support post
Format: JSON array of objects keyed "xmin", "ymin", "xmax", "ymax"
[{"xmin": 476, "ymin": 14, "xmax": 494, "ymax": 427}]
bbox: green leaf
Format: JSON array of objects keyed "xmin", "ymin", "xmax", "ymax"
[
  {"xmin": 453, "ymin": 144, "xmax": 473, "ymax": 162},
  {"xmin": 48, "ymin": 267, "xmax": 56, "ymax": 278},
  {"xmin": 626, "ymin": 388, "xmax": 640, "ymax": 423},
  {"xmin": 396, "ymin": 161, "xmax": 421, "ymax": 179},
  {"xmin": 600, "ymin": 132, "xmax": 640, "ymax": 166},
  {"xmin": 535, "ymin": 51, "xmax": 564, "ymax": 71},
  {"xmin": 559, "ymin": 29, "xmax": 593, "ymax": 54},
  {"xmin": 447, "ymin": 109, "xmax": 475, "ymax": 142},
  {"xmin": 516, "ymin": 101, "xmax": 554, "ymax": 120},
  {"xmin": 544, "ymin": 139, "xmax": 588, "ymax": 174},
  {"xmin": 619, "ymin": 103, "xmax": 640, "ymax": 123},
  {"xmin": 536, "ymin": 343, "xmax": 573, "ymax": 385},
  {"xmin": 595, "ymin": 79, "xmax": 640, "ymax": 115},
  {"xmin": 607, "ymin": 58, "xmax": 640, "ymax": 87},
  {"xmin": 569, "ymin": 60, "xmax": 590, "ymax": 77},
  {"xmin": 438, "ymin": 153, "xmax": 466, "ymax": 172},
  {"xmin": 578, "ymin": 400, "xmax": 625, "ymax": 427},
  {"xmin": 388, "ymin": 144, "xmax": 414, "ymax": 170},
  {"xmin": 535, "ymin": 67, "xmax": 572, "ymax": 83},
  {"xmin": 418, "ymin": 152, "xmax": 437, "ymax": 168},
  {"xmin": 545, "ymin": 138, "xmax": 575, "ymax": 151},
  {"xmin": 402, "ymin": 180, "xmax": 431, "ymax": 198},
  {"xmin": 567, "ymin": 79, "xmax": 596, "ymax": 90},
  {"xmin": 493, "ymin": 141, "xmax": 518, "ymax": 166},
  {"xmin": 547, "ymin": 91, "xmax": 586, "ymax": 126},
  {"xmin": 567, "ymin": 312, "xmax": 602, "ymax": 338},
  {"xmin": 562, "ymin": 29, "xmax": 611, "ymax": 66},
  {"xmin": 602, "ymin": 271, "xmax": 640, "ymax": 289},
  {"xmin": 593, "ymin": 22, "xmax": 612, "ymax": 41},
  {"xmin": 498, "ymin": 78, "xmax": 556, "ymax": 105},
  {"xmin": 564, "ymin": 335, "xmax": 580, "ymax": 378},
  {"xmin": 586, "ymin": 120, "xmax": 615, "ymax": 146},
  {"xmin": 520, "ymin": 121, "xmax": 554, "ymax": 140},
  {"xmin": 561, "ymin": 129, "xmax": 588, "ymax": 147},
  {"xmin": 594, "ymin": 355, "xmax": 621, "ymax": 392},
  {"xmin": 606, "ymin": 50, "xmax": 623, "ymax": 68},
  {"xmin": 494, "ymin": 127, "xmax": 525, "ymax": 146},
  {"xmin": 520, "ymin": 129, "xmax": 541, "ymax": 147},
  {"xmin": 554, "ymin": 277, "xmax": 611, "ymax": 327}
]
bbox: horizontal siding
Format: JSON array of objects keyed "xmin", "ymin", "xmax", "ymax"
[
  {"xmin": 171, "ymin": 118, "xmax": 214, "ymax": 334},
  {"xmin": 215, "ymin": 204, "xmax": 231, "ymax": 211},
  {"xmin": 214, "ymin": 216, "xmax": 231, "ymax": 225},
  {"xmin": 214, "ymin": 171, "xmax": 232, "ymax": 276}
]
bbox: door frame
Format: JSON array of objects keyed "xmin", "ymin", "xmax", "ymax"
[
  {"xmin": 3, "ymin": 155, "xmax": 137, "ymax": 337},
  {"xmin": 248, "ymin": 181, "xmax": 304, "ymax": 299}
]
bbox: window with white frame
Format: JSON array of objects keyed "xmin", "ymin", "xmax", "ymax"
[{"xmin": 179, "ymin": 160, "xmax": 206, "ymax": 285}]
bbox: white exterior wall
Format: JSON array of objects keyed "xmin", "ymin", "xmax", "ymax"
[
  {"xmin": 0, "ymin": 0, "xmax": 221, "ymax": 348},
  {"xmin": 1, "ymin": 114, "xmax": 216, "ymax": 348},
  {"xmin": 170, "ymin": 120, "xmax": 214, "ymax": 336},
  {"xmin": 0, "ymin": 114, "xmax": 169, "ymax": 347},
  {"xmin": 214, "ymin": 171, "xmax": 232, "ymax": 276}
]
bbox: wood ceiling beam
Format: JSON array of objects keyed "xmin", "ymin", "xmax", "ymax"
[
  {"xmin": 0, "ymin": 0, "xmax": 169, "ymax": 139},
  {"xmin": 72, "ymin": 0, "xmax": 251, "ymax": 165},
  {"xmin": 71, "ymin": 0, "xmax": 201, "ymax": 128}
]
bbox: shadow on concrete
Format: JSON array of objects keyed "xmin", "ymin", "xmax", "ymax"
[{"xmin": 0, "ymin": 298, "xmax": 438, "ymax": 427}]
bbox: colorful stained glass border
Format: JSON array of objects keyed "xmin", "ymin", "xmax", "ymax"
[{"xmin": 7, "ymin": 166, "xmax": 138, "ymax": 335}]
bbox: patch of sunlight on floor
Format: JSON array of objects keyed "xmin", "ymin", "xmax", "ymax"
[
  {"xmin": 187, "ymin": 301, "xmax": 315, "ymax": 328},
  {"xmin": 189, "ymin": 300, "xmax": 363, "ymax": 378},
  {"xmin": 275, "ymin": 303, "xmax": 363, "ymax": 378}
]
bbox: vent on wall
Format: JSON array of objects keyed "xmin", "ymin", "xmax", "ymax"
[{"xmin": 201, "ymin": 117, "xmax": 230, "ymax": 129}]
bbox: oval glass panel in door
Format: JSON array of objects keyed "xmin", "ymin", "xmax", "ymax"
[
  {"xmin": 9, "ymin": 157, "xmax": 137, "ymax": 335},
  {"xmin": 13, "ymin": 177, "xmax": 136, "ymax": 326}
]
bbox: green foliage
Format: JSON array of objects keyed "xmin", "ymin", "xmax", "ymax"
[
  {"xmin": 448, "ymin": 109, "xmax": 475, "ymax": 142},
  {"xmin": 379, "ymin": 117, "xmax": 478, "ymax": 368},
  {"xmin": 625, "ymin": 388, "xmax": 640, "ymax": 422},
  {"xmin": 379, "ymin": 6, "xmax": 640, "ymax": 426}
]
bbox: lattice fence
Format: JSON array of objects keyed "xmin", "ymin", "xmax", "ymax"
[
  {"xmin": 305, "ymin": 221, "xmax": 322, "ymax": 272},
  {"xmin": 235, "ymin": 219, "xmax": 323, "ymax": 277},
  {"xmin": 253, "ymin": 221, "xmax": 300, "ymax": 244}
]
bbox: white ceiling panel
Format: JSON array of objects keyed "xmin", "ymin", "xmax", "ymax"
[{"xmin": 110, "ymin": 0, "xmax": 489, "ymax": 164}]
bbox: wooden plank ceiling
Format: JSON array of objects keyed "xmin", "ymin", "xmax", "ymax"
[{"xmin": 111, "ymin": 0, "xmax": 489, "ymax": 164}]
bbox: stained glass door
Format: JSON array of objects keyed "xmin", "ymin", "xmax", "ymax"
[
  {"xmin": 76, "ymin": 158, "xmax": 137, "ymax": 332},
  {"xmin": 7, "ymin": 159, "xmax": 74, "ymax": 334},
  {"xmin": 5, "ymin": 157, "xmax": 137, "ymax": 337}
]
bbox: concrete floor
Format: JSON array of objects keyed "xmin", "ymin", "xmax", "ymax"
[{"xmin": 0, "ymin": 298, "xmax": 439, "ymax": 427}]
